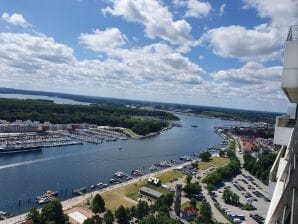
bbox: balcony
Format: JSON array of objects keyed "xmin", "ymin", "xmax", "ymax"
[
  {"xmin": 265, "ymin": 118, "xmax": 298, "ymax": 224},
  {"xmin": 281, "ymin": 25, "xmax": 298, "ymax": 103},
  {"xmin": 273, "ymin": 115, "xmax": 295, "ymax": 146}
]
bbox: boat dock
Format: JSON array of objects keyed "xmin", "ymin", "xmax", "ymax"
[
  {"xmin": 72, "ymin": 187, "xmax": 87, "ymax": 196},
  {"xmin": 65, "ymin": 127, "xmax": 129, "ymax": 144}
]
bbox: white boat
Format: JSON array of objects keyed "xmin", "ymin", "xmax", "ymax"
[{"xmin": 114, "ymin": 171, "xmax": 124, "ymax": 178}]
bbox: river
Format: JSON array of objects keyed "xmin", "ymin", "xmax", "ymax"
[
  {"xmin": 0, "ymin": 94, "xmax": 89, "ymax": 105},
  {"xmin": 0, "ymin": 94, "xmax": 240, "ymax": 215}
]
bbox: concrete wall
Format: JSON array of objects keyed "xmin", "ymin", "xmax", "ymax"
[
  {"xmin": 282, "ymin": 41, "xmax": 298, "ymax": 102},
  {"xmin": 273, "ymin": 126, "xmax": 293, "ymax": 146}
]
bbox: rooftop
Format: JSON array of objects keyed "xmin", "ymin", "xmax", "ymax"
[{"xmin": 139, "ymin": 186, "xmax": 162, "ymax": 198}]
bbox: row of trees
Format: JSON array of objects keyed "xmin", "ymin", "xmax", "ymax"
[
  {"xmin": 243, "ymin": 151, "xmax": 276, "ymax": 184},
  {"xmin": 184, "ymin": 173, "xmax": 216, "ymax": 224},
  {"xmin": 0, "ymin": 98, "xmax": 178, "ymax": 135},
  {"xmin": 203, "ymin": 141, "xmax": 241, "ymax": 190},
  {"xmin": 27, "ymin": 200, "xmax": 68, "ymax": 224},
  {"xmin": 140, "ymin": 214, "xmax": 179, "ymax": 224},
  {"xmin": 87, "ymin": 193, "xmax": 177, "ymax": 224},
  {"xmin": 113, "ymin": 193, "xmax": 176, "ymax": 224}
]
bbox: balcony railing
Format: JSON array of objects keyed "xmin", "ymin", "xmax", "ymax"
[
  {"xmin": 269, "ymin": 145, "xmax": 286, "ymax": 182},
  {"xmin": 277, "ymin": 116, "xmax": 296, "ymax": 128},
  {"xmin": 266, "ymin": 118, "xmax": 298, "ymax": 224},
  {"xmin": 287, "ymin": 25, "xmax": 298, "ymax": 41}
]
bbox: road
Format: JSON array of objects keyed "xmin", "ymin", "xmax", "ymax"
[
  {"xmin": 201, "ymin": 188, "xmax": 231, "ymax": 224},
  {"xmin": 195, "ymin": 167, "xmax": 231, "ymax": 224}
]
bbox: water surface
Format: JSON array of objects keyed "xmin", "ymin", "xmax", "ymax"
[
  {"xmin": 0, "ymin": 114, "xmax": 240, "ymax": 214},
  {"xmin": 0, "ymin": 93, "xmax": 89, "ymax": 105}
]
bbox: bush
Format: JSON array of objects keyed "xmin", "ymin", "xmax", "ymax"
[
  {"xmin": 115, "ymin": 205, "xmax": 130, "ymax": 224},
  {"xmin": 183, "ymin": 182, "xmax": 202, "ymax": 197},
  {"xmin": 40, "ymin": 200, "xmax": 67, "ymax": 224},
  {"xmin": 92, "ymin": 194, "xmax": 105, "ymax": 213},
  {"xmin": 222, "ymin": 189, "xmax": 240, "ymax": 206},
  {"xmin": 199, "ymin": 152, "xmax": 211, "ymax": 162},
  {"xmin": 103, "ymin": 210, "xmax": 114, "ymax": 224}
]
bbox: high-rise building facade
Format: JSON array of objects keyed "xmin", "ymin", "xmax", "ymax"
[{"xmin": 265, "ymin": 25, "xmax": 298, "ymax": 224}]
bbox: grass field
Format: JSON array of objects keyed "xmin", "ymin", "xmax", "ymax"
[
  {"xmin": 99, "ymin": 170, "xmax": 184, "ymax": 211},
  {"xmin": 156, "ymin": 170, "xmax": 185, "ymax": 183},
  {"xmin": 181, "ymin": 201, "xmax": 201, "ymax": 210},
  {"xmin": 197, "ymin": 157, "xmax": 230, "ymax": 170},
  {"xmin": 101, "ymin": 181, "xmax": 144, "ymax": 211}
]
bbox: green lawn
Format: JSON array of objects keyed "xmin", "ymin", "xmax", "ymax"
[
  {"xmin": 181, "ymin": 201, "xmax": 201, "ymax": 210},
  {"xmin": 101, "ymin": 181, "xmax": 144, "ymax": 211},
  {"xmin": 156, "ymin": 170, "xmax": 185, "ymax": 183},
  {"xmin": 90, "ymin": 170, "xmax": 184, "ymax": 211},
  {"xmin": 197, "ymin": 157, "xmax": 230, "ymax": 170}
]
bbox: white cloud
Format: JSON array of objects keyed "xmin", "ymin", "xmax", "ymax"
[
  {"xmin": 243, "ymin": 0, "xmax": 298, "ymax": 29},
  {"xmin": 0, "ymin": 33, "xmax": 75, "ymax": 64},
  {"xmin": 102, "ymin": 0, "xmax": 195, "ymax": 51},
  {"xmin": 211, "ymin": 62, "xmax": 282, "ymax": 85},
  {"xmin": 219, "ymin": 4, "xmax": 226, "ymax": 16},
  {"xmin": 185, "ymin": 0, "xmax": 212, "ymax": 18},
  {"xmin": 2, "ymin": 12, "xmax": 30, "ymax": 27},
  {"xmin": 209, "ymin": 62, "xmax": 286, "ymax": 109},
  {"xmin": 0, "ymin": 31, "xmax": 285, "ymax": 111},
  {"xmin": 0, "ymin": 32, "xmax": 205, "ymax": 95},
  {"xmin": 202, "ymin": 0, "xmax": 298, "ymax": 62},
  {"xmin": 172, "ymin": 0, "xmax": 186, "ymax": 7},
  {"xmin": 203, "ymin": 24, "xmax": 281, "ymax": 62},
  {"xmin": 79, "ymin": 28, "xmax": 127, "ymax": 53}
]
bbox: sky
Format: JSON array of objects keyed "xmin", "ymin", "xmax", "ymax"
[{"xmin": 0, "ymin": 0, "xmax": 297, "ymax": 112}]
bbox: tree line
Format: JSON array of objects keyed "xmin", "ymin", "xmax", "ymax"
[
  {"xmin": 0, "ymin": 98, "xmax": 179, "ymax": 135},
  {"xmin": 243, "ymin": 151, "xmax": 276, "ymax": 184},
  {"xmin": 202, "ymin": 141, "xmax": 241, "ymax": 190}
]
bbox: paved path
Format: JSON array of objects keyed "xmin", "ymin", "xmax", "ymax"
[{"xmin": 201, "ymin": 188, "xmax": 231, "ymax": 224}]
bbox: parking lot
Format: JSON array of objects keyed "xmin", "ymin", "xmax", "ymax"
[{"xmin": 212, "ymin": 170, "xmax": 269, "ymax": 223}]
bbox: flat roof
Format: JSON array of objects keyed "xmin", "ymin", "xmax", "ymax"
[
  {"xmin": 140, "ymin": 186, "xmax": 162, "ymax": 198},
  {"xmin": 68, "ymin": 211, "xmax": 87, "ymax": 224}
]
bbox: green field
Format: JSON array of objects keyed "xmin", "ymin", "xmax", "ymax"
[
  {"xmin": 98, "ymin": 170, "xmax": 185, "ymax": 211},
  {"xmin": 156, "ymin": 170, "xmax": 185, "ymax": 183},
  {"xmin": 197, "ymin": 157, "xmax": 230, "ymax": 170},
  {"xmin": 181, "ymin": 201, "xmax": 201, "ymax": 210}
]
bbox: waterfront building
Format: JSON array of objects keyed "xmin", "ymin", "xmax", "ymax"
[
  {"xmin": 265, "ymin": 25, "xmax": 298, "ymax": 224},
  {"xmin": 139, "ymin": 187, "xmax": 162, "ymax": 199}
]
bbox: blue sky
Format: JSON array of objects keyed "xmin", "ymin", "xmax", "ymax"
[{"xmin": 0, "ymin": 0, "xmax": 297, "ymax": 112}]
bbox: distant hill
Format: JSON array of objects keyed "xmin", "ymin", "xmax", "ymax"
[{"xmin": 0, "ymin": 87, "xmax": 282, "ymax": 124}]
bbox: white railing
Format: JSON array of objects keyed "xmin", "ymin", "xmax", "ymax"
[{"xmin": 266, "ymin": 120, "xmax": 298, "ymax": 224}]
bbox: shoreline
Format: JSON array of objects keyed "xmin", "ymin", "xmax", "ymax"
[
  {"xmin": 104, "ymin": 126, "xmax": 165, "ymax": 139},
  {"xmin": 0, "ymin": 161, "xmax": 192, "ymax": 224},
  {"xmin": 0, "ymin": 114, "xmax": 227, "ymax": 223}
]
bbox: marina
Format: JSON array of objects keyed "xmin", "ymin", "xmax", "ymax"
[
  {"xmin": 0, "ymin": 127, "xmax": 128, "ymax": 154},
  {"xmin": 0, "ymin": 114, "xmax": 242, "ymax": 215}
]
